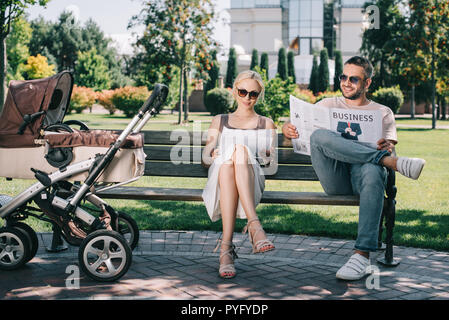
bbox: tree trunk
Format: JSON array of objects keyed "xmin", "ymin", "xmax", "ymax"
[
  {"xmin": 441, "ymin": 97, "xmax": 446, "ymax": 120},
  {"xmin": 410, "ymin": 85, "xmax": 415, "ymax": 119},
  {"xmin": 431, "ymin": 39, "xmax": 436, "ymax": 129},
  {"xmin": 183, "ymin": 68, "xmax": 188, "ymax": 123},
  {"xmin": 0, "ymin": 36, "xmax": 6, "ymax": 113},
  {"xmin": 178, "ymin": 64, "xmax": 184, "ymax": 125}
]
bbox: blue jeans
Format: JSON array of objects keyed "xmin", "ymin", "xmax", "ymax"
[{"xmin": 310, "ymin": 129, "xmax": 389, "ymax": 252}]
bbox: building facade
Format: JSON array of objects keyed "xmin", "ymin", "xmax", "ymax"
[{"xmin": 229, "ymin": 0, "xmax": 367, "ymax": 60}]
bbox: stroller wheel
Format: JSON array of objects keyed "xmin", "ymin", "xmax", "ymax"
[
  {"xmin": 10, "ymin": 222, "xmax": 39, "ymax": 263},
  {"xmin": 78, "ymin": 230, "xmax": 132, "ymax": 282},
  {"xmin": 116, "ymin": 212, "xmax": 139, "ymax": 251},
  {"xmin": 0, "ymin": 227, "xmax": 31, "ymax": 270}
]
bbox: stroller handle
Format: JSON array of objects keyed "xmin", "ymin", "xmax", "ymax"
[{"xmin": 138, "ymin": 83, "xmax": 169, "ymax": 115}]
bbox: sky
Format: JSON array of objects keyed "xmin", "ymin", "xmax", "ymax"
[{"xmin": 26, "ymin": 0, "xmax": 231, "ymax": 56}]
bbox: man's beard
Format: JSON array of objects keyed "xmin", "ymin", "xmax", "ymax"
[{"xmin": 342, "ymin": 87, "xmax": 364, "ymax": 100}]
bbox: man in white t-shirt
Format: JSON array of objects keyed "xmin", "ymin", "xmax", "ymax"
[{"xmin": 282, "ymin": 56, "xmax": 425, "ymax": 281}]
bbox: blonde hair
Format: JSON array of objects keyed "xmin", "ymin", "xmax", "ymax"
[{"xmin": 232, "ymin": 70, "xmax": 265, "ymax": 103}]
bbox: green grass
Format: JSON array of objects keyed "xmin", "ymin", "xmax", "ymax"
[
  {"xmin": 1, "ymin": 113, "xmax": 448, "ymax": 251},
  {"xmin": 396, "ymin": 117, "xmax": 449, "ymax": 127},
  {"xmin": 64, "ymin": 111, "xmax": 212, "ymax": 131}
]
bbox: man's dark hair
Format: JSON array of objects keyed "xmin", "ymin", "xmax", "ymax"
[{"xmin": 344, "ymin": 56, "xmax": 374, "ymax": 79}]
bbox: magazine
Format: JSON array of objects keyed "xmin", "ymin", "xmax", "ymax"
[{"xmin": 289, "ymin": 95, "xmax": 383, "ymax": 156}]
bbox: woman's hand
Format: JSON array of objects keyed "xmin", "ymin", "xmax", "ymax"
[
  {"xmin": 211, "ymin": 148, "xmax": 220, "ymax": 160},
  {"xmin": 202, "ymin": 115, "xmax": 222, "ymax": 168}
]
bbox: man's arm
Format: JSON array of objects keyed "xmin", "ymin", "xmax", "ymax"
[
  {"xmin": 377, "ymin": 138, "xmax": 397, "ymax": 153},
  {"xmin": 281, "ymin": 120, "xmax": 299, "ymax": 139}
]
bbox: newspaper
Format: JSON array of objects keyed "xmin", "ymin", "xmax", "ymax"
[{"xmin": 289, "ymin": 95, "xmax": 382, "ymax": 156}]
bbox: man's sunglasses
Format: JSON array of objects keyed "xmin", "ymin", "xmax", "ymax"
[
  {"xmin": 237, "ymin": 88, "xmax": 260, "ymax": 100},
  {"xmin": 339, "ymin": 74, "xmax": 363, "ymax": 85}
]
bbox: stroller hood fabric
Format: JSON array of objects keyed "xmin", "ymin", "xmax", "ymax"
[{"xmin": 0, "ymin": 71, "xmax": 73, "ymax": 148}]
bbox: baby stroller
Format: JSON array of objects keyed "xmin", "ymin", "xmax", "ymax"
[{"xmin": 0, "ymin": 71, "xmax": 168, "ymax": 281}]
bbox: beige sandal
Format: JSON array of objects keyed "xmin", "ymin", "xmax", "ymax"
[
  {"xmin": 243, "ymin": 218, "xmax": 275, "ymax": 254},
  {"xmin": 214, "ymin": 239, "xmax": 238, "ymax": 279}
]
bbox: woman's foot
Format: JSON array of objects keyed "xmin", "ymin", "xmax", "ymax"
[
  {"xmin": 243, "ymin": 218, "xmax": 275, "ymax": 253},
  {"xmin": 214, "ymin": 240, "xmax": 237, "ymax": 279}
]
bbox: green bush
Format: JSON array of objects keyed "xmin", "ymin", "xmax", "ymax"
[
  {"xmin": 204, "ymin": 88, "xmax": 234, "ymax": 116},
  {"xmin": 255, "ymin": 77, "xmax": 296, "ymax": 123},
  {"xmin": 111, "ymin": 86, "xmax": 150, "ymax": 118},
  {"xmin": 315, "ymin": 90, "xmax": 342, "ymax": 103},
  {"xmin": 372, "ymin": 86, "xmax": 404, "ymax": 114}
]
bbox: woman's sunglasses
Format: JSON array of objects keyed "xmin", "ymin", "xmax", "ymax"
[
  {"xmin": 237, "ymin": 88, "xmax": 260, "ymax": 100},
  {"xmin": 339, "ymin": 74, "xmax": 363, "ymax": 85}
]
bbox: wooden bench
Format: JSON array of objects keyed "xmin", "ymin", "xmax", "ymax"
[{"xmin": 97, "ymin": 130, "xmax": 400, "ymax": 266}]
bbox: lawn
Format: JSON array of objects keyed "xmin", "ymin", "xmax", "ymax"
[
  {"xmin": 396, "ymin": 117, "xmax": 449, "ymax": 127},
  {"xmin": 1, "ymin": 112, "xmax": 448, "ymax": 251}
]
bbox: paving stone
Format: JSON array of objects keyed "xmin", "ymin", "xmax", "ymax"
[{"xmin": 2, "ymin": 230, "xmax": 449, "ymax": 300}]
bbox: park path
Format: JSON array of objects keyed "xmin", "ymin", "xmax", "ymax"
[{"xmin": 1, "ymin": 230, "xmax": 448, "ymax": 300}]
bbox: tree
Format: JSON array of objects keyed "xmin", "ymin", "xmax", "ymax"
[
  {"xmin": 318, "ymin": 48, "xmax": 330, "ymax": 93},
  {"xmin": 308, "ymin": 54, "xmax": 319, "ymax": 95},
  {"xmin": 74, "ymin": 48, "xmax": 111, "ymax": 91},
  {"xmin": 130, "ymin": 0, "xmax": 216, "ymax": 124},
  {"xmin": 360, "ymin": 0, "xmax": 406, "ymax": 92},
  {"xmin": 203, "ymin": 49, "xmax": 219, "ymax": 105},
  {"xmin": 0, "ymin": 0, "xmax": 50, "ymax": 111},
  {"xmin": 406, "ymin": 0, "xmax": 449, "ymax": 128},
  {"xmin": 22, "ymin": 53, "xmax": 55, "ymax": 79},
  {"xmin": 333, "ymin": 50, "xmax": 343, "ymax": 92},
  {"xmin": 260, "ymin": 52, "xmax": 269, "ymax": 79},
  {"xmin": 52, "ymin": 11, "xmax": 83, "ymax": 71},
  {"xmin": 225, "ymin": 47, "xmax": 237, "ymax": 88},
  {"xmin": 323, "ymin": 0, "xmax": 336, "ymax": 59},
  {"xmin": 250, "ymin": 48, "xmax": 258, "ymax": 70},
  {"xmin": 277, "ymin": 47, "xmax": 287, "ymax": 80},
  {"xmin": 6, "ymin": 16, "xmax": 31, "ymax": 81},
  {"xmin": 28, "ymin": 16, "xmax": 57, "ymax": 67},
  {"xmin": 287, "ymin": 50, "xmax": 296, "ymax": 83}
]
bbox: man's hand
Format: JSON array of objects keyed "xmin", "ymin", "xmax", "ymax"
[
  {"xmin": 377, "ymin": 138, "xmax": 395, "ymax": 153},
  {"xmin": 282, "ymin": 121, "xmax": 299, "ymax": 139}
]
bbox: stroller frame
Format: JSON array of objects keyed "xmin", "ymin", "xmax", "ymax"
[{"xmin": 0, "ymin": 82, "xmax": 168, "ymax": 282}]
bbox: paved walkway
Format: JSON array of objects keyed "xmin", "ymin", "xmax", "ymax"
[{"xmin": 1, "ymin": 230, "xmax": 449, "ymax": 300}]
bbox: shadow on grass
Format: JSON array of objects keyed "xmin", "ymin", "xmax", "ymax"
[
  {"xmin": 115, "ymin": 200, "xmax": 449, "ymax": 251},
  {"xmin": 397, "ymin": 128, "xmax": 435, "ymax": 132}
]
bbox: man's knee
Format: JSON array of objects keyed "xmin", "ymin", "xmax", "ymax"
[
  {"xmin": 310, "ymin": 129, "xmax": 335, "ymax": 147},
  {"xmin": 360, "ymin": 163, "xmax": 387, "ymax": 187}
]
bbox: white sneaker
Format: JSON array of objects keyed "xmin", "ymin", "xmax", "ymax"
[
  {"xmin": 336, "ymin": 253, "xmax": 370, "ymax": 280},
  {"xmin": 397, "ymin": 157, "xmax": 426, "ymax": 180}
]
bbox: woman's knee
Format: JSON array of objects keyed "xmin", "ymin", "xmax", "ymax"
[
  {"xmin": 232, "ymin": 144, "xmax": 249, "ymax": 165},
  {"xmin": 218, "ymin": 163, "xmax": 235, "ymax": 179}
]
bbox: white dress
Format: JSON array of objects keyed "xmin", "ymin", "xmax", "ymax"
[{"xmin": 202, "ymin": 115, "xmax": 274, "ymax": 222}]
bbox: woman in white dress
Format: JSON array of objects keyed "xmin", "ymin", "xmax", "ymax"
[{"xmin": 202, "ymin": 70, "xmax": 278, "ymax": 279}]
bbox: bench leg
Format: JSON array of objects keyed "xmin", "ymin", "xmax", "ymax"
[
  {"xmin": 377, "ymin": 207, "xmax": 386, "ymax": 251},
  {"xmin": 46, "ymin": 223, "xmax": 68, "ymax": 253},
  {"xmin": 377, "ymin": 170, "xmax": 400, "ymax": 267}
]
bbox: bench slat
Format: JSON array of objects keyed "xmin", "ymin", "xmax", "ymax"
[
  {"xmin": 144, "ymin": 162, "xmax": 319, "ymax": 180},
  {"xmin": 143, "ymin": 146, "xmax": 312, "ymax": 164},
  {"xmin": 94, "ymin": 186, "xmax": 359, "ymax": 206},
  {"xmin": 142, "ymin": 131, "xmax": 293, "ymax": 147}
]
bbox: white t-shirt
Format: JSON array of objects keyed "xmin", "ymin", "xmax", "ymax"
[{"xmin": 315, "ymin": 96, "xmax": 397, "ymax": 142}]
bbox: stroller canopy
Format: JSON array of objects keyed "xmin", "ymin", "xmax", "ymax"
[{"xmin": 0, "ymin": 71, "xmax": 73, "ymax": 148}]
